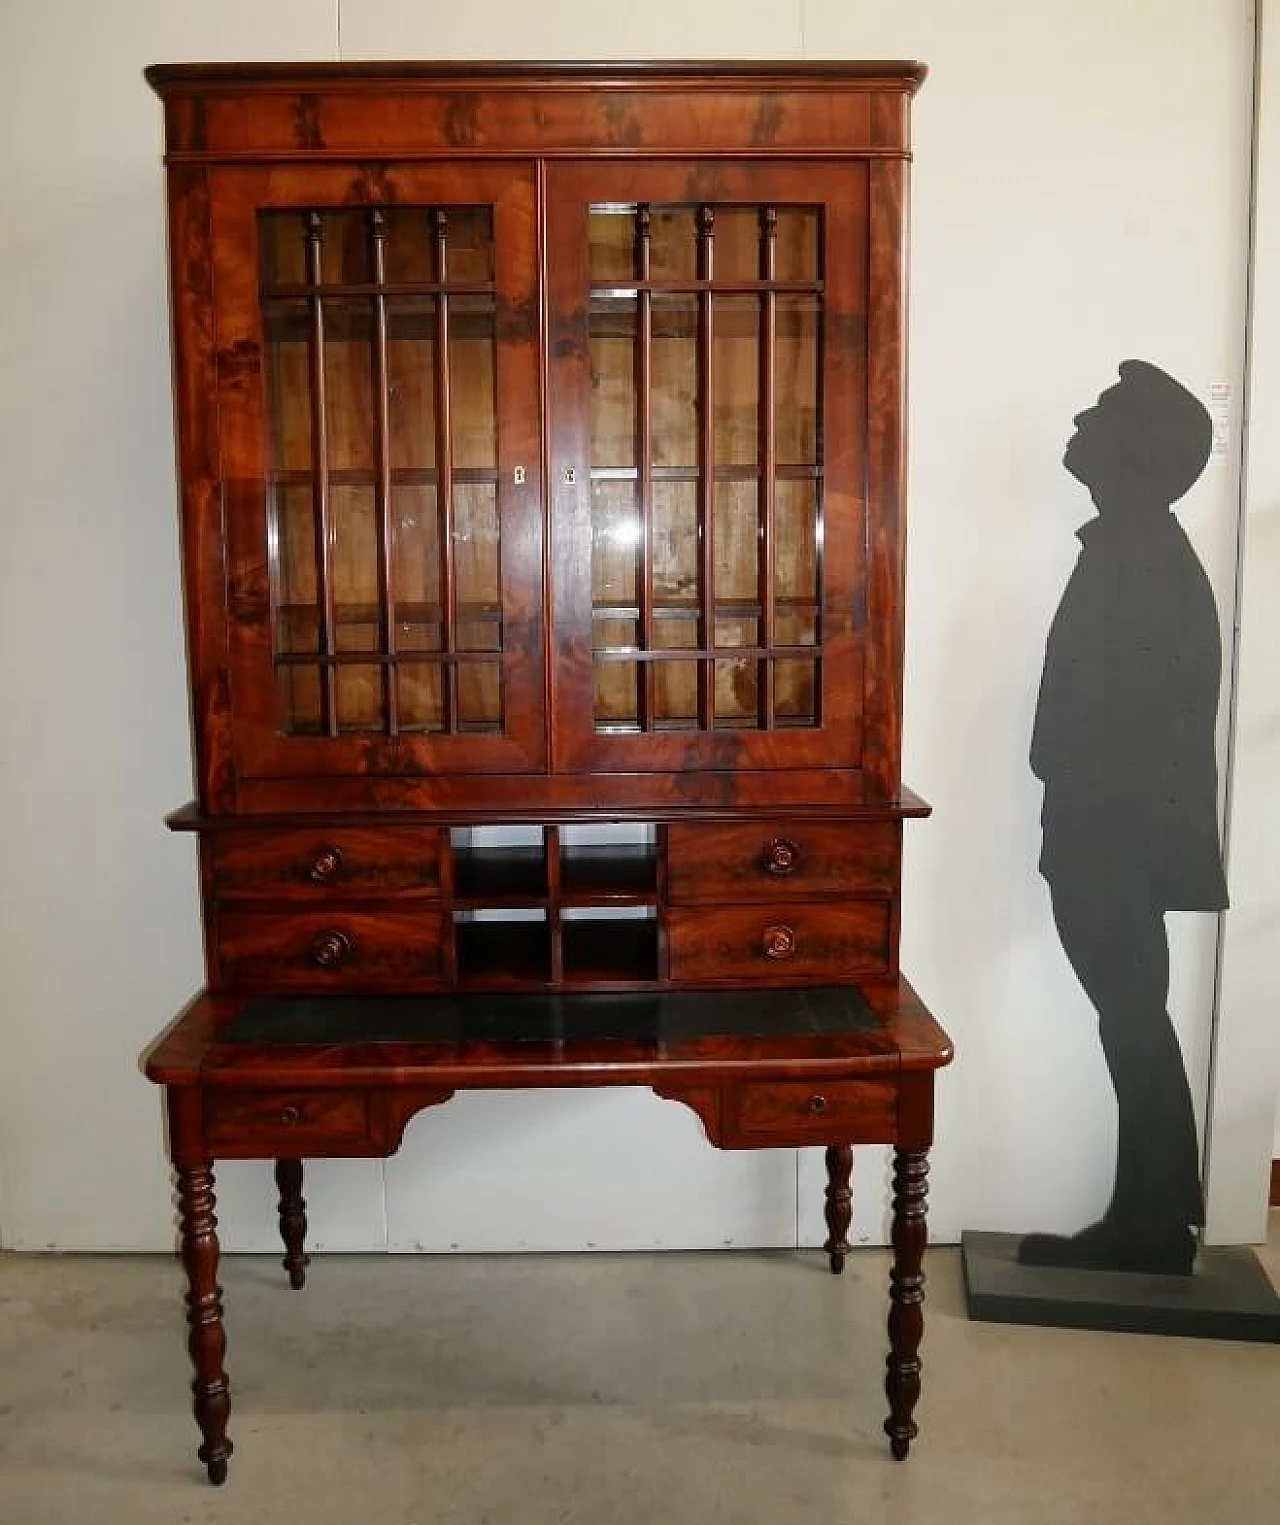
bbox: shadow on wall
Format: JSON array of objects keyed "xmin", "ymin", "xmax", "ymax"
[{"xmin": 1018, "ymin": 360, "xmax": 1228, "ymax": 1278}]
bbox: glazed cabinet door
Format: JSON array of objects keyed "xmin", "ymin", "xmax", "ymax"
[
  {"xmin": 209, "ymin": 164, "xmax": 544, "ymax": 780},
  {"xmin": 547, "ymin": 161, "xmax": 874, "ymax": 776}
]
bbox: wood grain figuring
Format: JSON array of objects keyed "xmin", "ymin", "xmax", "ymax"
[
  {"xmin": 205, "ymin": 1090, "xmax": 369, "ymax": 1154},
  {"xmin": 729, "ymin": 1079, "xmax": 896, "ymax": 1144},
  {"xmin": 167, "ymin": 166, "xmax": 235, "ymax": 813},
  {"xmin": 215, "ymin": 908, "xmax": 447, "ymax": 991},
  {"xmin": 667, "ymin": 902, "xmax": 892, "ymax": 982},
  {"xmin": 212, "ymin": 826, "xmax": 442, "ymax": 900},
  {"xmin": 145, "ymin": 63, "xmax": 943, "ymax": 1480},
  {"xmin": 666, "ymin": 820, "xmax": 899, "ymax": 901}
]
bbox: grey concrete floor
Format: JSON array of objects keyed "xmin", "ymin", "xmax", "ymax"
[{"xmin": 1, "ymin": 1220, "xmax": 1278, "ymax": 1525}]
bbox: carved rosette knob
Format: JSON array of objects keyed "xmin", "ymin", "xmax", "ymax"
[
  {"xmin": 762, "ymin": 924, "xmax": 797, "ymax": 961},
  {"xmin": 310, "ymin": 930, "xmax": 353, "ymax": 969},
  {"xmin": 764, "ymin": 838, "xmax": 799, "ymax": 876},
  {"xmin": 309, "ymin": 845, "xmax": 343, "ymax": 885}
]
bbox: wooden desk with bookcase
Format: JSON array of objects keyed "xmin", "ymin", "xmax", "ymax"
[{"xmin": 142, "ymin": 59, "xmax": 952, "ymax": 1485}]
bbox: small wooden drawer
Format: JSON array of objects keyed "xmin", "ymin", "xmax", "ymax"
[
  {"xmin": 667, "ymin": 902, "xmax": 892, "ymax": 982},
  {"xmin": 205, "ymin": 1089, "xmax": 370, "ymax": 1154},
  {"xmin": 210, "ymin": 827, "xmax": 442, "ymax": 901},
  {"xmin": 665, "ymin": 821, "xmax": 898, "ymax": 904},
  {"xmin": 215, "ymin": 907, "xmax": 447, "ymax": 991},
  {"xmin": 725, "ymin": 1079, "xmax": 898, "ymax": 1145}
]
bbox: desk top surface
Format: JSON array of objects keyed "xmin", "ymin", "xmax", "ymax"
[{"xmin": 145, "ymin": 980, "xmax": 951, "ymax": 1090}]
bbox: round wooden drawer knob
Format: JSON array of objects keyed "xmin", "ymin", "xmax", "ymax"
[
  {"xmin": 762, "ymin": 923, "xmax": 797, "ymax": 960},
  {"xmin": 279, "ymin": 1106, "xmax": 301, "ymax": 1126},
  {"xmin": 310, "ymin": 929, "xmax": 353, "ymax": 968},
  {"xmin": 309, "ymin": 845, "xmax": 343, "ymax": 884},
  {"xmin": 764, "ymin": 838, "xmax": 800, "ymax": 876},
  {"xmin": 808, "ymin": 1094, "xmax": 828, "ymax": 1115}
]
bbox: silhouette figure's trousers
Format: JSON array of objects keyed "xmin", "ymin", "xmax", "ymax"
[{"xmin": 1046, "ymin": 859, "xmax": 1203, "ymax": 1241}]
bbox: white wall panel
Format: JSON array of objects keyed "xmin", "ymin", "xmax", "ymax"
[{"xmin": 0, "ymin": 1, "xmax": 1261, "ymax": 1254}]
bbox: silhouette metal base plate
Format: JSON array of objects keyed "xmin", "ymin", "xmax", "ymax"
[{"xmin": 961, "ymin": 1231, "xmax": 1280, "ymax": 1343}]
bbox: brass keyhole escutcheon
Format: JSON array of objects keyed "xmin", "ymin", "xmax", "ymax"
[
  {"xmin": 280, "ymin": 1106, "xmax": 301, "ymax": 1126},
  {"xmin": 808, "ymin": 1095, "xmax": 828, "ymax": 1115}
]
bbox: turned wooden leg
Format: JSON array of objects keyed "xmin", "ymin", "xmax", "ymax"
[
  {"xmin": 274, "ymin": 1159, "xmax": 310, "ymax": 1290},
  {"xmin": 823, "ymin": 1145, "xmax": 853, "ymax": 1274},
  {"xmin": 884, "ymin": 1146, "xmax": 929, "ymax": 1460},
  {"xmin": 177, "ymin": 1163, "xmax": 233, "ymax": 1485}
]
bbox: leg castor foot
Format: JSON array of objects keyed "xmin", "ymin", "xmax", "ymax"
[
  {"xmin": 884, "ymin": 1146, "xmax": 929, "ymax": 1459},
  {"xmin": 823, "ymin": 1145, "xmax": 853, "ymax": 1275},
  {"xmin": 275, "ymin": 1159, "xmax": 310, "ymax": 1291}
]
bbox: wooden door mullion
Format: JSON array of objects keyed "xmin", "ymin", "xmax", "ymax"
[
  {"xmin": 696, "ymin": 204, "xmax": 715, "ymax": 731},
  {"xmin": 758, "ymin": 206, "xmax": 778, "ymax": 731},
  {"xmin": 304, "ymin": 212, "xmax": 338, "ymax": 735},
  {"xmin": 635, "ymin": 205, "xmax": 656, "ymax": 733},
  {"xmin": 369, "ymin": 210, "xmax": 399, "ymax": 735},
  {"xmin": 431, "ymin": 209, "xmax": 459, "ymax": 734}
]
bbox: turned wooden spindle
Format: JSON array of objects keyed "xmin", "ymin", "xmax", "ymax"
[
  {"xmin": 177, "ymin": 1163, "xmax": 233, "ymax": 1485},
  {"xmin": 884, "ymin": 1146, "xmax": 929, "ymax": 1460},
  {"xmin": 823, "ymin": 1144, "xmax": 853, "ymax": 1274},
  {"xmin": 274, "ymin": 1159, "xmax": 310, "ymax": 1290}
]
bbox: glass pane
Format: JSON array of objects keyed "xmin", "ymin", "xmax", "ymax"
[
  {"xmin": 387, "ymin": 298, "xmax": 436, "ymax": 470},
  {"xmin": 271, "ymin": 485, "xmax": 317, "ymax": 651},
  {"xmin": 318, "ymin": 211, "xmax": 372, "ymax": 285},
  {"xmin": 593, "ymin": 616, "xmax": 637, "ymax": 652},
  {"xmin": 775, "ymin": 208, "xmax": 821, "ymax": 283},
  {"xmin": 260, "ymin": 212, "xmax": 306, "ymax": 288},
  {"xmin": 714, "ymin": 297, "xmax": 759, "ymax": 466},
  {"xmin": 589, "ymin": 296, "xmax": 637, "ymax": 470},
  {"xmin": 330, "ymin": 486, "xmax": 379, "ymax": 644},
  {"xmin": 439, "ymin": 207, "xmax": 495, "ymax": 285},
  {"xmin": 652, "ymin": 481, "xmax": 699, "ymax": 606},
  {"xmin": 336, "ymin": 664, "xmax": 383, "ymax": 731},
  {"xmin": 776, "ymin": 296, "xmax": 821, "ymax": 463},
  {"xmin": 714, "ymin": 480, "xmax": 758, "ymax": 606},
  {"xmin": 713, "ymin": 208, "xmax": 760, "ymax": 282},
  {"xmin": 775, "ymin": 479, "xmax": 820, "ymax": 604},
  {"xmin": 391, "ymin": 484, "xmax": 441, "ymax": 622},
  {"xmin": 322, "ymin": 299, "xmax": 374, "ymax": 473},
  {"xmin": 453, "ymin": 482, "xmax": 500, "ymax": 623},
  {"xmin": 398, "ymin": 661, "xmax": 444, "ymax": 733},
  {"xmin": 650, "ymin": 209, "xmax": 697, "ymax": 281},
  {"xmin": 449, "ymin": 297, "xmax": 497, "ymax": 469},
  {"xmin": 651, "ymin": 297, "xmax": 698, "ymax": 467},
  {"xmin": 589, "ymin": 209, "xmax": 637, "ymax": 281},
  {"xmin": 592, "ymin": 481, "xmax": 639, "ymax": 610},
  {"xmin": 776, "ymin": 610, "xmax": 818, "ymax": 649},
  {"xmin": 457, "ymin": 661, "xmax": 502, "ymax": 732},
  {"xmin": 775, "ymin": 658, "xmax": 818, "ymax": 725},
  {"xmin": 653, "ymin": 659, "xmax": 698, "ymax": 727},
  {"xmin": 594, "ymin": 656, "xmax": 640, "ymax": 731},
  {"xmin": 377, "ymin": 208, "xmax": 431, "ymax": 283},
  {"xmin": 263, "ymin": 300, "xmax": 311, "ymax": 471},
  {"xmin": 715, "ymin": 656, "xmax": 758, "ymax": 726},
  {"xmin": 277, "ymin": 666, "xmax": 322, "ymax": 735}
]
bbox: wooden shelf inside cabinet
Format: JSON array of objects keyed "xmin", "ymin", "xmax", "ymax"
[
  {"xmin": 560, "ymin": 844, "xmax": 658, "ymax": 903},
  {"xmin": 454, "ymin": 919, "xmax": 550, "ymax": 987},
  {"xmin": 561, "ymin": 917, "xmax": 660, "ymax": 984}
]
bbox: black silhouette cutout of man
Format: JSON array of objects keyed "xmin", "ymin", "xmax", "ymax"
[{"xmin": 1018, "ymin": 360, "xmax": 1228, "ymax": 1277}]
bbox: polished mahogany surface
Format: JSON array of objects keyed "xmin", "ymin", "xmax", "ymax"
[{"xmin": 143, "ymin": 61, "xmax": 945, "ymax": 1485}]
